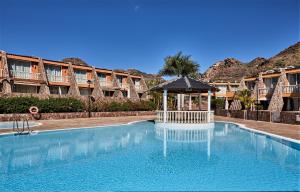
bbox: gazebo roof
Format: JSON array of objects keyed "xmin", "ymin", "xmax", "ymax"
[{"xmin": 150, "ymin": 76, "xmax": 218, "ymax": 93}]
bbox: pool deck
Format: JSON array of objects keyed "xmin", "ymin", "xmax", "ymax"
[
  {"xmin": 0, "ymin": 115, "xmax": 299, "ymax": 141},
  {"xmin": 0, "ymin": 115, "xmax": 156, "ymax": 134},
  {"xmin": 215, "ymin": 116, "xmax": 300, "ymax": 140}
]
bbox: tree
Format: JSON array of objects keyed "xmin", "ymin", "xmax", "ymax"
[
  {"xmin": 159, "ymin": 51, "xmax": 200, "ymax": 77},
  {"xmin": 238, "ymin": 89, "xmax": 255, "ymax": 110},
  {"xmin": 158, "ymin": 52, "xmax": 200, "ymax": 110}
]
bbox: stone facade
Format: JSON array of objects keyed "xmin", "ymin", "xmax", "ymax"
[
  {"xmin": 0, "ymin": 51, "xmax": 12, "ymax": 95},
  {"xmin": 127, "ymin": 75, "xmax": 139, "ymax": 100},
  {"xmin": 67, "ymin": 62, "xmax": 81, "ymax": 97},
  {"xmin": 91, "ymin": 67, "xmax": 104, "ymax": 99},
  {"xmin": 268, "ymin": 69, "xmax": 289, "ymax": 112},
  {"xmin": 38, "ymin": 58, "xmax": 50, "ymax": 95}
]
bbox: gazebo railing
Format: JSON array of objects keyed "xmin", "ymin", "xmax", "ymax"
[{"xmin": 156, "ymin": 111, "xmax": 214, "ymax": 124}]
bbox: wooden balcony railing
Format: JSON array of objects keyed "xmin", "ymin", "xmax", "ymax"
[
  {"xmin": 283, "ymin": 85, "xmax": 300, "ymax": 94},
  {"xmin": 47, "ymin": 74, "xmax": 70, "ymax": 83},
  {"xmin": 10, "ymin": 70, "xmax": 41, "ymax": 80},
  {"xmin": 156, "ymin": 111, "xmax": 214, "ymax": 124}
]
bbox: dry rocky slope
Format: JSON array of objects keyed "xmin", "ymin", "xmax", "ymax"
[
  {"xmin": 203, "ymin": 42, "xmax": 300, "ymax": 82},
  {"xmin": 61, "ymin": 42, "xmax": 299, "ymax": 83}
]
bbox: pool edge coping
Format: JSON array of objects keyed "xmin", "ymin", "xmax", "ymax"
[
  {"xmin": 215, "ymin": 120, "xmax": 300, "ymax": 144},
  {"xmin": 0, "ymin": 120, "xmax": 299, "ymax": 145},
  {"xmin": 0, "ymin": 120, "xmax": 149, "ymax": 136}
]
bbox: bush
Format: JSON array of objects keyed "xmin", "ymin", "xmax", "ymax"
[
  {"xmin": 0, "ymin": 97, "xmax": 84, "ymax": 114},
  {"xmin": 212, "ymin": 98, "xmax": 225, "ymax": 109},
  {"xmin": 0, "ymin": 97, "xmax": 156, "ymax": 114}
]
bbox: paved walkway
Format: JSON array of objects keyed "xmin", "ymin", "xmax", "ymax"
[
  {"xmin": 215, "ymin": 116, "xmax": 300, "ymax": 140},
  {"xmin": 0, "ymin": 115, "xmax": 299, "ymax": 141},
  {"xmin": 0, "ymin": 115, "xmax": 156, "ymax": 134}
]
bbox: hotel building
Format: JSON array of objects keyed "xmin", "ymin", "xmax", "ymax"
[{"xmin": 0, "ymin": 51, "xmax": 148, "ymax": 100}]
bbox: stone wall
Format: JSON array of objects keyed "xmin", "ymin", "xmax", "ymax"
[
  {"xmin": 280, "ymin": 111, "xmax": 300, "ymax": 125},
  {"xmin": 246, "ymin": 110, "xmax": 271, "ymax": 122},
  {"xmin": 215, "ymin": 109, "xmax": 300, "ymax": 125},
  {"xmin": 0, "ymin": 111, "xmax": 155, "ymax": 121}
]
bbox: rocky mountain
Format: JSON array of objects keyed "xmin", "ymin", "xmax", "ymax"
[
  {"xmin": 203, "ymin": 42, "xmax": 300, "ymax": 82},
  {"xmin": 114, "ymin": 68, "xmax": 161, "ymax": 81},
  {"xmin": 62, "ymin": 58, "xmax": 89, "ymax": 66}
]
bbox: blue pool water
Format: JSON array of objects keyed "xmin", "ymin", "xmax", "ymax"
[{"xmin": 0, "ymin": 121, "xmax": 299, "ymax": 191}]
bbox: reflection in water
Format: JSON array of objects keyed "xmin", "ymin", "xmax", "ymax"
[
  {"xmin": 155, "ymin": 123, "xmax": 215, "ymax": 158},
  {"xmin": 0, "ymin": 125, "xmax": 149, "ymax": 175},
  {"xmin": 0, "ymin": 122, "xmax": 299, "ymax": 192}
]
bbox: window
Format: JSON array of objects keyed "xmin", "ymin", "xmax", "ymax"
[
  {"xmin": 8, "ymin": 60, "xmax": 31, "ymax": 79},
  {"xmin": 122, "ymin": 90, "xmax": 128, "ymax": 97},
  {"xmin": 13, "ymin": 84, "xmax": 39, "ymax": 93},
  {"xmin": 75, "ymin": 70, "xmax": 88, "ymax": 84},
  {"xmin": 49, "ymin": 86, "xmax": 68, "ymax": 95},
  {"xmin": 79, "ymin": 88, "xmax": 91, "ymax": 96},
  {"xmin": 45, "ymin": 65, "xmax": 62, "ymax": 82},
  {"xmin": 117, "ymin": 76, "xmax": 123, "ymax": 85},
  {"xmin": 104, "ymin": 90, "xmax": 114, "ymax": 97}
]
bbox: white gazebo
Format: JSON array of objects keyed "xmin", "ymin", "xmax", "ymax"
[{"xmin": 150, "ymin": 76, "xmax": 218, "ymax": 124}]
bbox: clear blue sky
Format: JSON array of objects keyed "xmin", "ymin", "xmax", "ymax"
[{"xmin": 0, "ymin": 0, "xmax": 299, "ymax": 74}]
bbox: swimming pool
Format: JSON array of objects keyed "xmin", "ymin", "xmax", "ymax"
[
  {"xmin": 0, "ymin": 121, "xmax": 39, "ymax": 129},
  {"xmin": 0, "ymin": 121, "xmax": 299, "ymax": 191}
]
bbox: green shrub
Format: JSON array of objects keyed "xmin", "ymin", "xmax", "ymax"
[
  {"xmin": 212, "ymin": 98, "xmax": 225, "ymax": 109},
  {"xmin": 0, "ymin": 97, "xmax": 84, "ymax": 114},
  {"xmin": 0, "ymin": 97, "xmax": 155, "ymax": 114}
]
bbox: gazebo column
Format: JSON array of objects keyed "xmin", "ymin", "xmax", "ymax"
[
  {"xmin": 177, "ymin": 94, "xmax": 181, "ymax": 111},
  {"xmin": 207, "ymin": 89, "xmax": 211, "ymax": 122},
  {"xmin": 163, "ymin": 89, "xmax": 168, "ymax": 123},
  {"xmin": 181, "ymin": 94, "xmax": 185, "ymax": 110},
  {"xmin": 199, "ymin": 94, "xmax": 202, "ymax": 110},
  {"xmin": 189, "ymin": 94, "xmax": 192, "ymax": 110}
]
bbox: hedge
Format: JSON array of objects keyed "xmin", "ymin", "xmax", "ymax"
[
  {"xmin": 0, "ymin": 97, "xmax": 84, "ymax": 114},
  {"xmin": 0, "ymin": 97, "xmax": 156, "ymax": 114}
]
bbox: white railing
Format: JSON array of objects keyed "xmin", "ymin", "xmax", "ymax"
[
  {"xmin": 10, "ymin": 70, "xmax": 41, "ymax": 80},
  {"xmin": 135, "ymin": 85, "xmax": 143, "ymax": 91},
  {"xmin": 75, "ymin": 76, "xmax": 89, "ymax": 84},
  {"xmin": 156, "ymin": 111, "xmax": 214, "ymax": 124},
  {"xmin": 283, "ymin": 85, "xmax": 300, "ymax": 94},
  {"xmin": 258, "ymin": 88, "xmax": 274, "ymax": 96},
  {"xmin": 119, "ymin": 83, "xmax": 129, "ymax": 89},
  {"xmin": 99, "ymin": 80, "xmax": 113, "ymax": 87},
  {"xmin": 47, "ymin": 74, "xmax": 70, "ymax": 83}
]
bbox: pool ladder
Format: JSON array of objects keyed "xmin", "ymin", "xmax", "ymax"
[{"xmin": 12, "ymin": 115, "xmax": 32, "ymax": 135}]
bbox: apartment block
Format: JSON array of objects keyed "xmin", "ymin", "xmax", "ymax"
[
  {"xmin": 241, "ymin": 67, "xmax": 300, "ymax": 111},
  {"xmin": 0, "ymin": 51, "xmax": 148, "ymax": 100}
]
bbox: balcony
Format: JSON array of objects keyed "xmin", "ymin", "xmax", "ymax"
[
  {"xmin": 283, "ymin": 85, "xmax": 300, "ymax": 94},
  {"xmin": 10, "ymin": 70, "xmax": 41, "ymax": 80},
  {"xmin": 47, "ymin": 74, "xmax": 70, "ymax": 83},
  {"xmin": 135, "ymin": 85, "xmax": 144, "ymax": 91},
  {"xmin": 75, "ymin": 76, "xmax": 89, "ymax": 84},
  {"xmin": 119, "ymin": 83, "xmax": 129, "ymax": 89},
  {"xmin": 258, "ymin": 88, "xmax": 274, "ymax": 96},
  {"xmin": 99, "ymin": 80, "xmax": 113, "ymax": 87}
]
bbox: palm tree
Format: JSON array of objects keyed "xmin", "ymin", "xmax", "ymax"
[
  {"xmin": 238, "ymin": 89, "xmax": 255, "ymax": 110},
  {"xmin": 158, "ymin": 52, "xmax": 200, "ymax": 110},
  {"xmin": 159, "ymin": 52, "xmax": 200, "ymax": 77}
]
